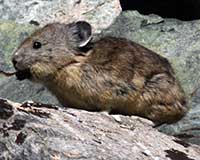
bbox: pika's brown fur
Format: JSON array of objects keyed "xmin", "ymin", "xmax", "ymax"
[{"xmin": 12, "ymin": 21, "xmax": 189, "ymax": 124}]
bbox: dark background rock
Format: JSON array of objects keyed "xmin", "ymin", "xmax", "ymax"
[{"xmin": 120, "ymin": 0, "xmax": 200, "ymax": 21}]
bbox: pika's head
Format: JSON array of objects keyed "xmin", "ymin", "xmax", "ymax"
[{"xmin": 12, "ymin": 21, "xmax": 92, "ymax": 82}]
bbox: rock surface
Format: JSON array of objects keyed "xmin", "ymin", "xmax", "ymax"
[
  {"xmin": 0, "ymin": 98, "xmax": 200, "ymax": 160},
  {"xmin": 101, "ymin": 11, "xmax": 200, "ymax": 145},
  {"xmin": 0, "ymin": 0, "xmax": 121, "ymax": 33}
]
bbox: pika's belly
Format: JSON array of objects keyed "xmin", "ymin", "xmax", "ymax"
[{"xmin": 51, "ymin": 83, "xmax": 145, "ymax": 115}]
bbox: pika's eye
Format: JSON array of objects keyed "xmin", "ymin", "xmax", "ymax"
[{"xmin": 33, "ymin": 41, "xmax": 42, "ymax": 49}]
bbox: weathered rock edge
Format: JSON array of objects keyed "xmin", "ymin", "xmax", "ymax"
[
  {"xmin": 0, "ymin": 0, "xmax": 121, "ymax": 34},
  {"xmin": 0, "ymin": 98, "xmax": 199, "ymax": 160}
]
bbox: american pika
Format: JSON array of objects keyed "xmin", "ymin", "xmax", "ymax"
[{"xmin": 12, "ymin": 21, "xmax": 188, "ymax": 124}]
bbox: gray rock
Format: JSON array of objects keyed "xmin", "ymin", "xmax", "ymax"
[
  {"xmin": 0, "ymin": 0, "xmax": 121, "ymax": 33},
  {"xmin": 0, "ymin": 77, "xmax": 59, "ymax": 105},
  {"xmin": 0, "ymin": 98, "xmax": 200, "ymax": 160},
  {"xmin": 102, "ymin": 11, "xmax": 200, "ymax": 145}
]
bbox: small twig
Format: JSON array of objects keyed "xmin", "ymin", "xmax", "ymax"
[
  {"xmin": 0, "ymin": 70, "xmax": 16, "ymax": 77},
  {"xmin": 21, "ymin": 101, "xmax": 59, "ymax": 110},
  {"xmin": 17, "ymin": 107, "xmax": 50, "ymax": 118}
]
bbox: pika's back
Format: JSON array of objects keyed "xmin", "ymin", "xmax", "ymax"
[{"xmin": 87, "ymin": 37, "xmax": 175, "ymax": 82}]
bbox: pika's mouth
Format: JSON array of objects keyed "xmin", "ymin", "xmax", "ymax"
[
  {"xmin": 15, "ymin": 69, "xmax": 32, "ymax": 80},
  {"xmin": 12, "ymin": 59, "xmax": 32, "ymax": 80}
]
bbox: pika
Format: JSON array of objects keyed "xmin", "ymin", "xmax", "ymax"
[{"xmin": 12, "ymin": 21, "xmax": 188, "ymax": 124}]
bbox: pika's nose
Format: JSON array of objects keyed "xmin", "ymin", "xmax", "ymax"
[
  {"xmin": 12, "ymin": 59, "xmax": 17, "ymax": 68},
  {"xmin": 12, "ymin": 55, "xmax": 20, "ymax": 69},
  {"xmin": 12, "ymin": 53, "xmax": 21, "ymax": 70}
]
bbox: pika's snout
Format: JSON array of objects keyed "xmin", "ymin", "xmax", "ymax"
[
  {"xmin": 12, "ymin": 52, "xmax": 22, "ymax": 70},
  {"xmin": 12, "ymin": 53, "xmax": 32, "ymax": 80},
  {"xmin": 12, "ymin": 58, "xmax": 17, "ymax": 69}
]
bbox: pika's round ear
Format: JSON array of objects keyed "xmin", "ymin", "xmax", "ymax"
[{"xmin": 66, "ymin": 21, "xmax": 92, "ymax": 48}]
